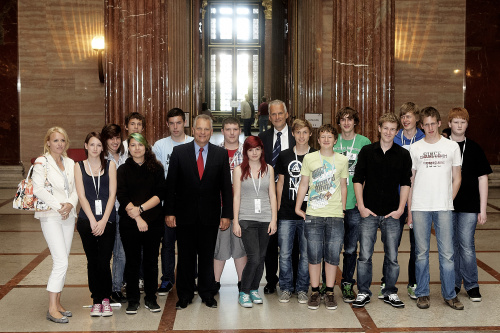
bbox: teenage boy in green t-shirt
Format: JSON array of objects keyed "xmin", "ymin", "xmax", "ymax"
[
  {"xmin": 296, "ymin": 124, "xmax": 348, "ymax": 311},
  {"xmin": 333, "ymin": 107, "xmax": 371, "ymax": 302}
]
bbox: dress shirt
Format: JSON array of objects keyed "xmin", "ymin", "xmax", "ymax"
[
  {"xmin": 273, "ymin": 125, "xmax": 289, "ymax": 151},
  {"xmin": 194, "ymin": 141, "xmax": 208, "ymax": 167},
  {"xmin": 352, "ymin": 141, "xmax": 412, "ymax": 216}
]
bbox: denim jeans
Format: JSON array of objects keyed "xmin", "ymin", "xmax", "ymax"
[
  {"xmin": 112, "ymin": 214, "xmax": 126, "ymax": 293},
  {"xmin": 259, "ymin": 115, "xmax": 269, "ymax": 133},
  {"xmin": 161, "ymin": 225, "xmax": 176, "ymax": 284},
  {"xmin": 357, "ymin": 215, "xmax": 400, "ymax": 296},
  {"xmin": 240, "ymin": 220, "xmax": 270, "ymax": 293},
  {"xmin": 341, "ymin": 207, "xmax": 361, "ymax": 285},
  {"xmin": 304, "ymin": 216, "xmax": 344, "ymax": 265},
  {"xmin": 278, "ymin": 219, "xmax": 309, "ymax": 293},
  {"xmin": 412, "ymin": 210, "xmax": 456, "ymax": 300},
  {"xmin": 381, "ymin": 207, "xmax": 416, "ymax": 287},
  {"xmin": 453, "ymin": 212, "xmax": 479, "ymax": 291}
]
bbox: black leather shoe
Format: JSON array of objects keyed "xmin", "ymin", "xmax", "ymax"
[
  {"xmin": 202, "ymin": 297, "xmax": 218, "ymax": 308},
  {"xmin": 264, "ymin": 283, "xmax": 276, "ymax": 294},
  {"xmin": 175, "ymin": 299, "xmax": 192, "ymax": 310}
]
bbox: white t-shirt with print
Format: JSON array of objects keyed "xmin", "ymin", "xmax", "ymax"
[{"xmin": 410, "ymin": 137, "xmax": 461, "ymax": 211}]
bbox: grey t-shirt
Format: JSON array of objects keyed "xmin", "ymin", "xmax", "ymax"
[{"xmin": 238, "ymin": 167, "xmax": 272, "ymax": 222}]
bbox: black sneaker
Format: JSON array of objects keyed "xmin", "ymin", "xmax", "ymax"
[
  {"xmin": 466, "ymin": 287, "xmax": 482, "ymax": 302},
  {"xmin": 352, "ymin": 293, "xmax": 370, "ymax": 308},
  {"xmin": 111, "ymin": 291, "xmax": 127, "ymax": 303},
  {"xmin": 144, "ymin": 299, "xmax": 161, "ymax": 312},
  {"xmin": 383, "ymin": 293, "xmax": 405, "ymax": 308},
  {"xmin": 158, "ymin": 281, "xmax": 173, "ymax": 296},
  {"xmin": 341, "ymin": 282, "xmax": 355, "ymax": 303},
  {"xmin": 126, "ymin": 301, "xmax": 140, "ymax": 315}
]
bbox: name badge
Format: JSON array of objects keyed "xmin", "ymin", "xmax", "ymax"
[
  {"xmin": 254, "ymin": 199, "xmax": 261, "ymax": 213},
  {"xmin": 95, "ymin": 199, "xmax": 103, "ymax": 216}
]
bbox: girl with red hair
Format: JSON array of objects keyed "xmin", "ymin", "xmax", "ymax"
[{"xmin": 233, "ymin": 136, "xmax": 277, "ymax": 308}]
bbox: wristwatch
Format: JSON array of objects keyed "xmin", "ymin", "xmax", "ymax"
[{"xmin": 139, "ymin": 205, "xmax": 144, "ymax": 213}]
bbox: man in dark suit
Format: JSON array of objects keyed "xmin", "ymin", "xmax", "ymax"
[
  {"xmin": 165, "ymin": 114, "xmax": 233, "ymax": 309},
  {"xmin": 258, "ymin": 100, "xmax": 296, "ymax": 294}
]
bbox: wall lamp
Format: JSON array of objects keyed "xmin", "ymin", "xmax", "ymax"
[{"xmin": 92, "ymin": 36, "xmax": 105, "ymax": 83}]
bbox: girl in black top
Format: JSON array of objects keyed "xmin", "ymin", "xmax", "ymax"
[
  {"xmin": 74, "ymin": 132, "xmax": 117, "ymax": 317},
  {"xmin": 117, "ymin": 133, "xmax": 165, "ymax": 314}
]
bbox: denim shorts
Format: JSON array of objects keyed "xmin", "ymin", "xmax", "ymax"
[{"xmin": 304, "ymin": 215, "xmax": 344, "ymax": 265}]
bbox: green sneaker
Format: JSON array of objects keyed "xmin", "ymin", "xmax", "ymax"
[
  {"xmin": 407, "ymin": 284, "xmax": 417, "ymax": 299},
  {"xmin": 378, "ymin": 283, "xmax": 385, "ymax": 299},
  {"xmin": 341, "ymin": 282, "xmax": 355, "ymax": 303}
]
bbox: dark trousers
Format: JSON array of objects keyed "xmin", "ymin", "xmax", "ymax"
[
  {"xmin": 161, "ymin": 226, "xmax": 176, "ymax": 284},
  {"xmin": 176, "ymin": 224, "xmax": 219, "ymax": 301},
  {"xmin": 265, "ymin": 225, "xmax": 300, "ymax": 287},
  {"xmin": 243, "ymin": 118, "xmax": 253, "ymax": 136},
  {"xmin": 240, "ymin": 220, "xmax": 270, "ymax": 293},
  {"xmin": 120, "ymin": 222, "xmax": 163, "ymax": 302},
  {"xmin": 77, "ymin": 218, "xmax": 115, "ymax": 304}
]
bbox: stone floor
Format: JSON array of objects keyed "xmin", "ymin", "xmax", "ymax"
[{"xmin": 0, "ymin": 186, "xmax": 499, "ymax": 333}]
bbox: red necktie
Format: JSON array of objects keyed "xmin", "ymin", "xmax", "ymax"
[{"xmin": 197, "ymin": 147, "xmax": 204, "ymax": 179}]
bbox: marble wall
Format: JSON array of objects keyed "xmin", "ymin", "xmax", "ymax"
[
  {"xmin": 18, "ymin": 0, "xmax": 105, "ymax": 167},
  {"xmin": 15, "ymin": 0, "xmax": 494, "ymax": 167},
  {"xmin": 394, "ymin": 0, "xmax": 465, "ymax": 122}
]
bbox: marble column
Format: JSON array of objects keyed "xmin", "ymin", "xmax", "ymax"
[
  {"xmin": 263, "ymin": 0, "xmax": 272, "ymax": 99},
  {"xmin": 0, "ymin": 0, "xmax": 19, "ymax": 164},
  {"xmin": 105, "ymin": 0, "xmax": 195, "ymax": 143},
  {"xmin": 331, "ymin": 0, "xmax": 394, "ymax": 139}
]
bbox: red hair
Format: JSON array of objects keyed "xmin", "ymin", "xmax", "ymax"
[{"xmin": 240, "ymin": 136, "xmax": 268, "ymax": 180}]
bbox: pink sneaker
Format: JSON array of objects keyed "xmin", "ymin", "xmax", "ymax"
[
  {"xmin": 102, "ymin": 298, "xmax": 113, "ymax": 317},
  {"xmin": 90, "ymin": 304, "xmax": 102, "ymax": 317}
]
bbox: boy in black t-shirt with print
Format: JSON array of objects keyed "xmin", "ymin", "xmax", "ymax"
[{"xmin": 275, "ymin": 119, "xmax": 316, "ymax": 304}]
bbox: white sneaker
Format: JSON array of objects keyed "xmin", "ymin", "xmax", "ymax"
[
  {"xmin": 101, "ymin": 298, "xmax": 113, "ymax": 317},
  {"xmin": 297, "ymin": 291, "xmax": 308, "ymax": 304},
  {"xmin": 279, "ymin": 290, "xmax": 291, "ymax": 303}
]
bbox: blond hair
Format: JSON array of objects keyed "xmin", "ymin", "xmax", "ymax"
[{"xmin": 43, "ymin": 126, "xmax": 70, "ymax": 156}]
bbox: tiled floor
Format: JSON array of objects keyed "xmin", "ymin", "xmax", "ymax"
[{"xmin": 0, "ymin": 187, "xmax": 499, "ymax": 332}]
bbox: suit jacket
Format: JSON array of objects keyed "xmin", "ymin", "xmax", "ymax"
[
  {"xmin": 32, "ymin": 153, "xmax": 79, "ymax": 219},
  {"xmin": 258, "ymin": 125, "xmax": 296, "ymax": 165},
  {"xmin": 164, "ymin": 141, "xmax": 233, "ymax": 226}
]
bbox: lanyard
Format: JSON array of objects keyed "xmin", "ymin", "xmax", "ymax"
[
  {"xmin": 401, "ymin": 131, "xmax": 416, "ymax": 146},
  {"xmin": 318, "ymin": 151, "xmax": 335, "ymax": 166},
  {"xmin": 250, "ymin": 169, "xmax": 262, "ymax": 197},
  {"xmin": 453, "ymin": 137, "xmax": 466, "ymax": 166},
  {"xmin": 339, "ymin": 134, "xmax": 356, "ymax": 153},
  {"xmin": 294, "ymin": 146, "xmax": 310, "ymax": 161},
  {"xmin": 86, "ymin": 160, "xmax": 101, "ymax": 199}
]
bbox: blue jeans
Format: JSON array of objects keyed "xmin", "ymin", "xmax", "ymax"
[
  {"xmin": 112, "ymin": 214, "xmax": 126, "ymax": 292},
  {"xmin": 259, "ymin": 115, "xmax": 269, "ymax": 133},
  {"xmin": 161, "ymin": 225, "xmax": 176, "ymax": 284},
  {"xmin": 412, "ymin": 210, "xmax": 456, "ymax": 300},
  {"xmin": 381, "ymin": 207, "xmax": 416, "ymax": 287},
  {"xmin": 341, "ymin": 207, "xmax": 361, "ymax": 285},
  {"xmin": 304, "ymin": 216, "xmax": 344, "ymax": 265},
  {"xmin": 357, "ymin": 215, "xmax": 400, "ymax": 296},
  {"xmin": 278, "ymin": 219, "xmax": 309, "ymax": 293},
  {"xmin": 453, "ymin": 212, "xmax": 479, "ymax": 291}
]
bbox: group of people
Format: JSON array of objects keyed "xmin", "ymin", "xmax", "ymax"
[{"xmin": 31, "ymin": 99, "xmax": 490, "ymax": 323}]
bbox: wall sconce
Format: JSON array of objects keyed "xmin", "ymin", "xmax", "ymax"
[{"xmin": 92, "ymin": 36, "xmax": 105, "ymax": 83}]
